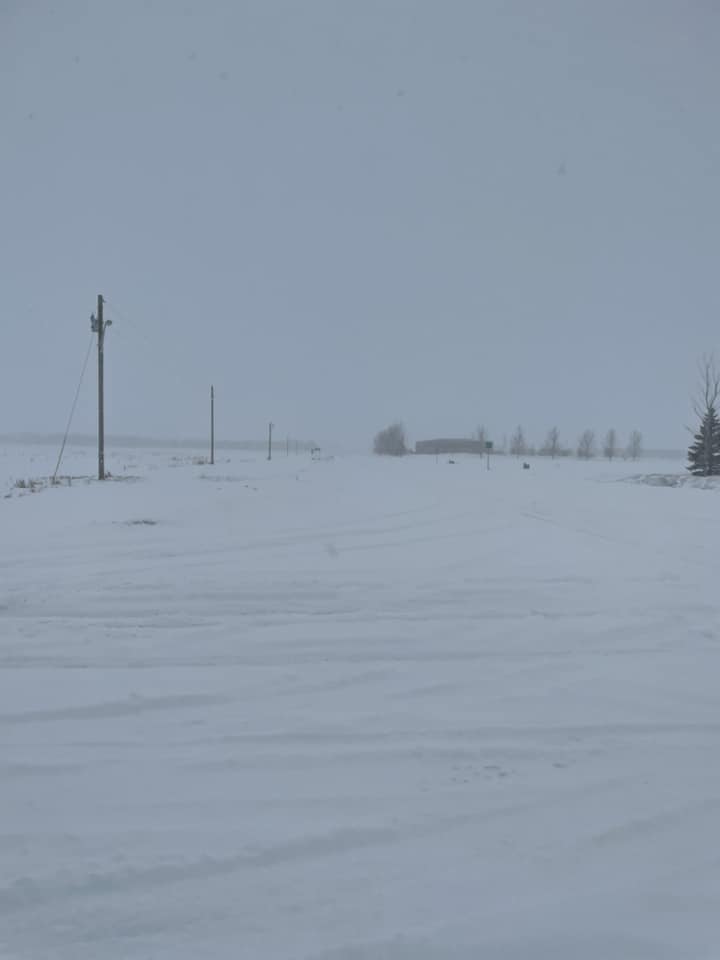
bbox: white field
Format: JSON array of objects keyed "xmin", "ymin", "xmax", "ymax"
[{"xmin": 1, "ymin": 443, "xmax": 719, "ymax": 960}]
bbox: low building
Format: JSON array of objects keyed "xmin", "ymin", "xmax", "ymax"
[{"xmin": 415, "ymin": 438, "xmax": 487, "ymax": 455}]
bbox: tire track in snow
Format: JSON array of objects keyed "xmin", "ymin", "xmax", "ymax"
[
  {"xmin": 0, "ymin": 772, "xmax": 638, "ymax": 916},
  {"xmin": 0, "ymin": 693, "xmax": 231, "ymax": 727}
]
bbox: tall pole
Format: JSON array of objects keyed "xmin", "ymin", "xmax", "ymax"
[
  {"xmin": 267, "ymin": 421, "xmax": 274, "ymax": 461},
  {"xmin": 91, "ymin": 294, "xmax": 110, "ymax": 480},
  {"xmin": 210, "ymin": 385, "xmax": 215, "ymax": 465}
]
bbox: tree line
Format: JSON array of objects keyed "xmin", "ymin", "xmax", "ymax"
[
  {"xmin": 374, "ymin": 356, "xmax": 720, "ymax": 478},
  {"xmin": 373, "ymin": 422, "xmax": 642, "ymax": 460},
  {"xmin": 504, "ymin": 425, "xmax": 642, "ymax": 461}
]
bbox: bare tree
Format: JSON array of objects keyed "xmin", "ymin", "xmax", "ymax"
[
  {"xmin": 373, "ymin": 422, "xmax": 407, "ymax": 456},
  {"xmin": 626, "ymin": 430, "xmax": 642, "ymax": 461},
  {"xmin": 542, "ymin": 426, "xmax": 561, "ymax": 459},
  {"xmin": 475, "ymin": 425, "xmax": 487, "ymax": 449},
  {"xmin": 577, "ymin": 429, "xmax": 596, "ymax": 459},
  {"xmin": 687, "ymin": 356, "xmax": 720, "ymax": 476},
  {"xmin": 509, "ymin": 425, "xmax": 527, "ymax": 458},
  {"xmin": 692, "ymin": 356, "xmax": 720, "ymax": 420},
  {"xmin": 603, "ymin": 428, "xmax": 618, "ymax": 461}
]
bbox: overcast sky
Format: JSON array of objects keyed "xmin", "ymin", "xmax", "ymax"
[{"xmin": 2, "ymin": 0, "xmax": 718, "ymax": 450}]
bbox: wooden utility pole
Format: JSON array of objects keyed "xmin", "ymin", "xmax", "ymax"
[
  {"xmin": 90, "ymin": 294, "xmax": 111, "ymax": 480},
  {"xmin": 267, "ymin": 422, "xmax": 274, "ymax": 461},
  {"xmin": 210, "ymin": 385, "xmax": 215, "ymax": 465}
]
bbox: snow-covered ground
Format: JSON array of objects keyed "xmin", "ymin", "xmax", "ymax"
[{"xmin": 1, "ymin": 443, "xmax": 719, "ymax": 959}]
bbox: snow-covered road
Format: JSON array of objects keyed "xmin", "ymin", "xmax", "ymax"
[{"xmin": 1, "ymin": 446, "xmax": 719, "ymax": 958}]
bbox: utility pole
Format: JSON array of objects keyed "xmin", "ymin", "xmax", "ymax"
[
  {"xmin": 210, "ymin": 385, "xmax": 215, "ymax": 465},
  {"xmin": 90, "ymin": 294, "xmax": 111, "ymax": 480},
  {"xmin": 286, "ymin": 435, "xmax": 290, "ymax": 457},
  {"xmin": 267, "ymin": 422, "xmax": 274, "ymax": 461}
]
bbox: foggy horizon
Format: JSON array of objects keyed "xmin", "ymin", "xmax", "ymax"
[
  {"xmin": 2, "ymin": 1, "xmax": 719, "ymax": 451},
  {"xmin": 4, "ymin": 7, "xmax": 720, "ymax": 951}
]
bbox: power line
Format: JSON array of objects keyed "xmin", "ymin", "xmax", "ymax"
[
  {"xmin": 103, "ymin": 299, "xmax": 154, "ymax": 350},
  {"xmin": 52, "ymin": 333, "xmax": 95, "ymax": 483},
  {"xmin": 105, "ymin": 298, "xmax": 218, "ymax": 458},
  {"xmin": 103, "ymin": 298, "xmax": 199, "ymax": 389}
]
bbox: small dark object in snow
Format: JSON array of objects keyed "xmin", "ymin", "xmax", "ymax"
[
  {"xmin": 448, "ymin": 459, "xmax": 456, "ymax": 464},
  {"xmin": 523, "ymin": 462, "xmax": 531, "ymax": 470}
]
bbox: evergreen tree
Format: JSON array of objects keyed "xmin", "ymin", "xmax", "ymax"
[
  {"xmin": 687, "ymin": 357, "xmax": 720, "ymax": 477},
  {"xmin": 687, "ymin": 406, "xmax": 720, "ymax": 476}
]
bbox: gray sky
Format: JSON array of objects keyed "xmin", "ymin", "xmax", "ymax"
[{"xmin": 2, "ymin": 0, "xmax": 718, "ymax": 451}]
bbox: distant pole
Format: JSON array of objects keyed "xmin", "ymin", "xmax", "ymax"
[
  {"xmin": 286, "ymin": 435, "xmax": 290, "ymax": 457},
  {"xmin": 210, "ymin": 385, "xmax": 215, "ymax": 465},
  {"xmin": 267, "ymin": 422, "xmax": 274, "ymax": 461},
  {"xmin": 90, "ymin": 294, "xmax": 111, "ymax": 480}
]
